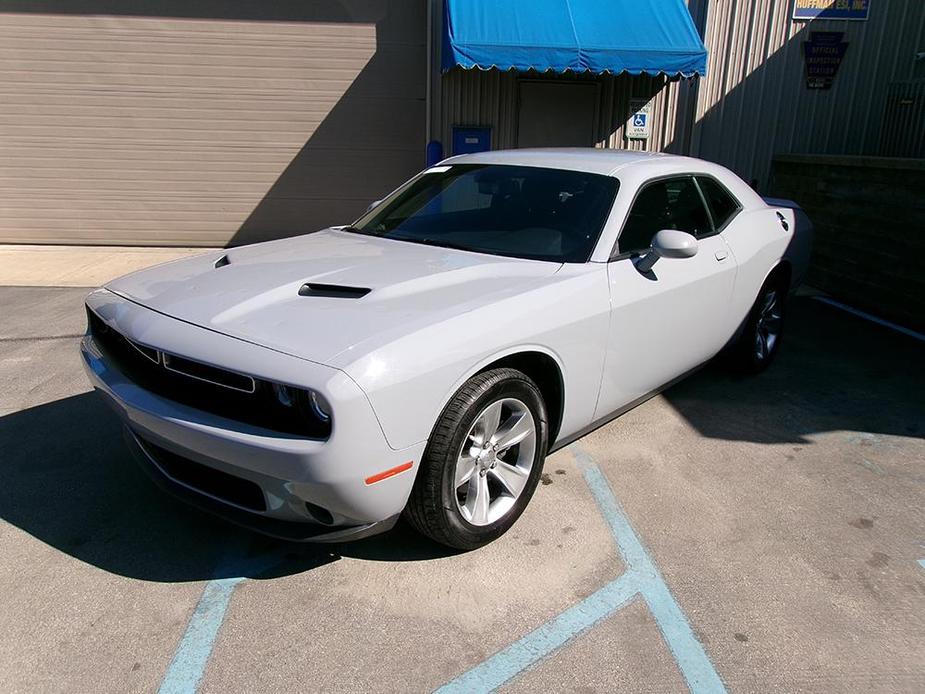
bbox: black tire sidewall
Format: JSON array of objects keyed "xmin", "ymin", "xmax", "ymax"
[{"xmin": 435, "ymin": 372, "xmax": 548, "ymax": 548}]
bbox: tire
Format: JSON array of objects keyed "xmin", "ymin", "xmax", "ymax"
[
  {"xmin": 405, "ymin": 368, "xmax": 549, "ymax": 550},
  {"xmin": 730, "ymin": 273, "xmax": 787, "ymax": 373}
]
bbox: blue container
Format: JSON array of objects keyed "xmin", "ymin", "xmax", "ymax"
[{"xmin": 452, "ymin": 127, "xmax": 491, "ymax": 155}]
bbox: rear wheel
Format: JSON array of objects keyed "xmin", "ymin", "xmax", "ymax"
[
  {"xmin": 405, "ymin": 368, "xmax": 548, "ymax": 550},
  {"xmin": 731, "ymin": 274, "xmax": 787, "ymax": 373}
]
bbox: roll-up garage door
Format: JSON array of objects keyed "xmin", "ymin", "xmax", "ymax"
[{"xmin": 0, "ymin": 2, "xmax": 424, "ymax": 246}]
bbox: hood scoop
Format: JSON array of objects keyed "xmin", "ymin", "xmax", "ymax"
[
  {"xmin": 298, "ymin": 283, "xmax": 371, "ymax": 299},
  {"xmin": 213, "ymin": 254, "xmax": 231, "ymax": 269}
]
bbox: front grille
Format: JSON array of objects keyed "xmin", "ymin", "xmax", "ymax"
[
  {"xmin": 87, "ymin": 307, "xmax": 330, "ymax": 438},
  {"xmin": 163, "ymin": 353, "xmax": 256, "ymax": 393},
  {"xmin": 138, "ymin": 435, "xmax": 267, "ymax": 512}
]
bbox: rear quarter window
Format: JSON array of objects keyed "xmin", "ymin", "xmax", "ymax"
[{"xmin": 696, "ymin": 176, "xmax": 740, "ymax": 230}]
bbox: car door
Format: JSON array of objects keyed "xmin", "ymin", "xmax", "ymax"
[{"xmin": 594, "ymin": 175, "xmax": 737, "ymax": 419}]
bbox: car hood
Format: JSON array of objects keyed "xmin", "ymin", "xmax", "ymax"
[{"xmin": 106, "ymin": 229, "xmax": 561, "ymax": 366}]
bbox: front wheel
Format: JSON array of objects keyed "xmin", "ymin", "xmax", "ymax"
[{"xmin": 405, "ymin": 368, "xmax": 548, "ymax": 550}]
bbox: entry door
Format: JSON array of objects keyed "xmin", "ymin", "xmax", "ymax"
[
  {"xmin": 517, "ymin": 82, "xmax": 597, "ymax": 148},
  {"xmin": 594, "ymin": 177, "xmax": 737, "ymax": 419}
]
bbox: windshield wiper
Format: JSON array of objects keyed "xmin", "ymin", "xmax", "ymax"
[
  {"xmin": 393, "ymin": 237, "xmax": 476, "ymax": 253},
  {"xmin": 342, "ymin": 227, "xmax": 476, "ymax": 253},
  {"xmin": 341, "ymin": 223, "xmax": 395, "ymax": 236},
  {"xmin": 339, "ymin": 225, "xmax": 372, "ymax": 235}
]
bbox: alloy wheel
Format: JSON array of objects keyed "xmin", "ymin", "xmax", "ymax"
[
  {"xmin": 453, "ymin": 397, "xmax": 537, "ymax": 526},
  {"xmin": 754, "ymin": 288, "xmax": 782, "ymax": 361}
]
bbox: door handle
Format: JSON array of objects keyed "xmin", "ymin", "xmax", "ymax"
[{"xmin": 714, "ymin": 250, "xmax": 728, "ymax": 262}]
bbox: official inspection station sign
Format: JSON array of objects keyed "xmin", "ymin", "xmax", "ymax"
[
  {"xmin": 793, "ymin": 0, "xmax": 870, "ymax": 21},
  {"xmin": 803, "ymin": 32, "xmax": 849, "ymax": 89}
]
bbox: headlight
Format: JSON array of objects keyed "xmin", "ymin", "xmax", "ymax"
[
  {"xmin": 309, "ymin": 391, "xmax": 332, "ymax": 422},
  {"xmin": 272, "ymin": 383, "xmax": 332, "ymax": 429}
]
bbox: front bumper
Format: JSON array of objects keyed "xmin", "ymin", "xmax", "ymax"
[{"xmin": 81, "ymin": 289, "xmax": 426, "ymax": 541}]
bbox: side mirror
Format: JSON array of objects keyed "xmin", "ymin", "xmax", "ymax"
[
  {"xmin": 634, "ymin": 229, "xmax": 698, "ymax": 273},
  {"xmin": 366, "ymin": 199, "xmax": 383, "ymax": 214}
]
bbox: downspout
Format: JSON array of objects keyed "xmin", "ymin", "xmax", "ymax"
[
  {"xmin": 687, "ymin": 0, "xmax": 710, "ymax": 158},
  {"xmin": 425, "ymin": 0, "xmax": 433, "ymax": 146}
]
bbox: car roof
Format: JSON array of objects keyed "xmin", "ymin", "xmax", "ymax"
[{"xmin": 440, "ymin": 148, "xmax": 691, "ymax": 177}]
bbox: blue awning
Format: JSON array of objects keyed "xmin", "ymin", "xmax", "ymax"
[{"xmin": 442, "ymin": 0, "xmax": 707, "ymax": 77}]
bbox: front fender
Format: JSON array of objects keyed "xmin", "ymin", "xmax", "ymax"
[
  {"xmin": 336, "ymin": 265, "xmax": 611, "ymax": 450},
  {"xmin": 428, "ymin": 342, "xmax": 567, "ymax": 433}
]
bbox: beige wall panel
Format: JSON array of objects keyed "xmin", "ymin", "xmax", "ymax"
[{"xmin": 0, "ymin": 1, "xmax": 425, "ymax": 246}]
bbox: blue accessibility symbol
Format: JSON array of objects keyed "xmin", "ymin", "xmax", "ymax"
[{"xmin": 633, "ymin": 113, "xmax": 647, "ymax": 128}]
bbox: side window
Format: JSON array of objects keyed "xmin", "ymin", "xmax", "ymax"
[
  {"xmin": 618, "ymin": 176, "xmax": 712, "ymax": 255},
  {"xmin": 696, "ymin": 176, "xmax": 740, "ymax": 230}
]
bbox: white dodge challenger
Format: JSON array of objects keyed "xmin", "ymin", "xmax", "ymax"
[{"xmin": 81, "ymin": 149, "xmax": 812, "ymax": 549}]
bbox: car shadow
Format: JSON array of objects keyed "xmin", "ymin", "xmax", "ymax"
[
  {"xmin": 0, "ymin": 392, "xmax": 457, "ymax": 583},
  {"xmin": 662, "ymin": 297, "xmax": 924, "ymax": 444}
]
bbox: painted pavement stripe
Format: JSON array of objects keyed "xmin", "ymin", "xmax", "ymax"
[
  {"xmin": 158, "ymin": 547, "xmax": 285, "ymax": 694},
  {"xmin": 813, "ymin": 296, "xmax": 925, "ymax": 343},
  {"xmin": 434, "ymin": 575, "xmax": 639, "ymax": 694},
  {"xmin": 576, "ymin": 450, "xmax": 726, "ymax": 694},
  {"xmin": 158, "ymin": 575, "xmax": 244, "ymax": 694}
]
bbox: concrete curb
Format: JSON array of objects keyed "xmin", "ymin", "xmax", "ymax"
[{"xmin": 0, "ymin": 244, "xmax": 218, "ymax": 287}]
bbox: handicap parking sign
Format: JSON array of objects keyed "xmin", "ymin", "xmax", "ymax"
[{"xmin": 626, "ymin": 99, "xmax": 652, "ymax": 140}]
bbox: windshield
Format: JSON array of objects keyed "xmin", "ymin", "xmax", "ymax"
[{"xmin": 346, "ymin": 164, "xmax": 619, "ymax": 263}]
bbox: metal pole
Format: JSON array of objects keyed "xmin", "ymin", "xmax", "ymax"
[{"xmin": 425, "ymin": 0, "xmax": 433, "ymax": 146}]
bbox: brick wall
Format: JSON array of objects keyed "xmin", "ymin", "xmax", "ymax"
[{"xmin": 770, "ymin": 154, "xmax": 925, "ymax": 333}]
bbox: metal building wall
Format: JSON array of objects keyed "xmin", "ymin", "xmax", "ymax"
[
  {"xmin": 439, "ymin": 69, "xmax": 519, "ymax": 150},
  {"xmin": 436, "ymin": 0, "xmax": 924, "ymax": 191},
  {"xmin": 0, "ymin": 1, "xmax": 425, "ymax": 247},
  {"xmin": 438, "ymin": 69, "xmax": 690, "ymax": 155},
  {"xmin": 691, "ymin": 0, "xmax": 925, "ymax": 189},
  {"xmin": 880, "ymin": 81, "xmax": 925, "ymax": 158}
]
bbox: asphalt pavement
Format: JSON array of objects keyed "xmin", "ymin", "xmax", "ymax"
[{"xmin": 1, "ymin": 285, "xmax": 923, "ymax": 693}]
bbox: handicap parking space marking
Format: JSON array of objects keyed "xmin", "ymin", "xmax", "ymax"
[
  {"xmin": 157, "ymin": 443, "xmax": 725, "ymax": 694},
  {"xmin": 436, "ymin": 446, "xmax": 726, "ymax": 694}
]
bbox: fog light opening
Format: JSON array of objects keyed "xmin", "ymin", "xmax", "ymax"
[{"xmin": 305, "ymin": 501, "xmax": 335, "ymax": 526}]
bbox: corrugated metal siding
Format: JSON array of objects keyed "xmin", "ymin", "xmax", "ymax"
[
  {"xmin": 437, "ymin": 0, "xmax": 924, "ymax": 190},
  {"xmin": 0, "ymin": 2, "xmax": 425, "ymax": 246},
  {"xmin": 439, "ymin": 69, "xmax": 688, "ymax": 155},
  {"xmin": 691, "ymin": 0, "xmax": 925, "ymax": 189},
  {"xmin": 880, "ymin": 81, "xmax": 925, "ymax": 158},
  {"xmin": 440, "ymin": 68, "xmax": 519, "ymax": 150}
]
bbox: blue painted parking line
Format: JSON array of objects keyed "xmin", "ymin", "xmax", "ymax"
[
  {"xmin": 578, "ymin": 452, "xmax": 725, "ymax": 693},
  {"xmin": 436, "ymin": 446, "xmax": 726, "ymax": 694},
  {"xmin": 158, "ymin": 574, "xmax": 244, "ymax": 694},
  {"xmin": 158, "ymin": 544, "xmax": 285, "ymax": 694}
]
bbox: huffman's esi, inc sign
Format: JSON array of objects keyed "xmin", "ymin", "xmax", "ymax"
[{"xmin": 793, "ymin": 0, "xmax": 871, "ymax": 21}]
